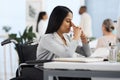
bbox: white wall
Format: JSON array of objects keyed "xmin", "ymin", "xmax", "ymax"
[
  {"xmin": 85, "ymin": 0, "xmax": 120, "ymax": 38},
  {"xmin": 26, "ymin": 0, "xmax": 45, "ymax": 32},
  {"xmin": 44, "ymin": 0, "xmax": 85, "ymax": 26},
  {"xmin": 0, "ymin": 0, "xmax": 25, "ymax": 34},
  {"xmin": 0, "ymin": 0, "xmax": 25, "ymax": 79}
]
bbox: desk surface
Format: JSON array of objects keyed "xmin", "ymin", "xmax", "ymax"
[{"xmin": 44, "ymin": 61, "xmax": 120, "ymax": 71}]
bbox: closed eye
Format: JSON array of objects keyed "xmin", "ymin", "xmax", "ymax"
[{"xmin": 66, "ymin": 20, "xmax": 71, "ymax": 23}]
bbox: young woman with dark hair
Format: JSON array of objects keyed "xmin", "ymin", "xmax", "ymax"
[{"xmin": 37, "ymin": 6, "xmax": 91, "ymax": 80}]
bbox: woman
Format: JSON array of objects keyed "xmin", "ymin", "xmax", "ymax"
[
  {"xmin": 37, "ymin": 6, "xmax": 91, "ymax": 80},
  {"xmin": 96, "ymin": 19, "xmax": 116, "ymax": 48},
  {"xmin": 36, "ymin": 11, "xmax": 48, "ymax": 39}
]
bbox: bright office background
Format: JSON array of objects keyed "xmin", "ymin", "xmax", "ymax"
[
  {"xmin": 86, "ymin": 0, "xmax": 120, "ymax": 37},
  {"xmin": 0, "ymin": 0, "xmax": 120, "ymax": 80},
  {"xmin": 45, "ymin": 0, "xmax": 84, "ymax": 26},
  {"xmin": 0, "ymin": 0, "xmax": 25, "ymax": 34},
  {"xmin": 0, "ymin": 0, "xmax": 120, "ymax": 37}
]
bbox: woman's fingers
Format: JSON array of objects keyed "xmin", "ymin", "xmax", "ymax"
[
  {"xmin": 70, "ymin": 22, "xmax": 88, "ymax": 43},
  {"xmin": 70, "ymin": 21, "xmax": 76, "ymax": 27},
  {"xmin": 80, "ymin": 31, "xmax": 88, "ymax": 43},
  {"xmin": 70, "ymin": 21, "xmax": 82, "ymax": 29}
]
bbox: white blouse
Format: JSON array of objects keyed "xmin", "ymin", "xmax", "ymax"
[
  {"xmin": 38, "ymin": 20, "xmax": 48, "ymax": 36},
  {"xmin": 36, "ymin": 32, "xmax": 91, "ymax": 60},
  {"xmin": 80, "ymin": 12, "xmax": 92, "ymax": 37},
  {"xmin": 96, "ymin": 36, "xmax": 116, "ymax": 48}
]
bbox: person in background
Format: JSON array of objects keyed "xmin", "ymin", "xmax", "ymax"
[
  {"xmin": 79, "ymin": 6, "xmax": 92, "ymax": 38},
  {"xmin": 36, "ymin": 11, "xmax": 48, "ymax": 39},
  {"xmin": 36, "ymin": 6, "xmax": 91, "ymax": 80},
  {"xmin": 96, "ymin": 18, "xmax": 116, "ymax": 48},
  {"xmin": 112, "ymin": 20, "xmax": 117, "ymax": 35}
]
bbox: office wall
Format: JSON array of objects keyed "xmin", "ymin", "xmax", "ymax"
[
  {"xmin": 0, "ymin": 0, "xmax": 25, "ymax": 79},
  {"xmin": 0, "ymin": 0, "xmax": 25, "ymax": 34},
  {"xmin": 45, "ymin": 0, "xmax": 85, "ymax": 26},
  {"xmin": 26, "ymin": 0, "xmax": 45, "ymax": 32},
  {"xmin": 85, "ymin": 0, "xmax": 120, "ymax": 38}
]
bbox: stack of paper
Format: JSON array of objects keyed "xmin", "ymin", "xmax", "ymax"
[{"xmin": 53, "ymin": 57, "xmax": 104, "ymax": 63}]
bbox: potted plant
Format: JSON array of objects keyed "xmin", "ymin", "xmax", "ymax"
[
  {"xmin": 8, "ymin": 26, "xmax": 37, "ymax": 64},
  {"xmin": 9, "ymin": 26, "xmax": 36, "ymax": 44}
]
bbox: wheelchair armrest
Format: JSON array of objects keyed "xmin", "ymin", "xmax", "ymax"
[
  {"xmin": 19, "ymin": 60, "xmax": 52, "ymax": 70},
  {"xmin": 17, "ymin": 60, "xmax": 52, "ymax": 77},
  {"xmin": 25, "ymin": 60, "xmax": 52, "ymax": 64}
]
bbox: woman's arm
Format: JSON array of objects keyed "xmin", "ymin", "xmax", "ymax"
[
  {"xmin": 71, "ymin": 22, "xmax": 91, "ymax": 57},
  {"xmin": 75, "ymin": 31, "xmax": 91, "ymax": 57},
  {"xmin": 75, "ymin": 43, "xmax": 91, "ymax": 57}
]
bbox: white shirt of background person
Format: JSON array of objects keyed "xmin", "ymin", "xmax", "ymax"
[
  {"xmin": 36, "ymin": 12, "xmax": 48, "ymax": 40},
  {"xmin": 38, "ymin": 20, "xmax": 48, "ymax": 36},
  {"xmin": 79, "ymin": 6, "xmax": 92, "ymax": 38}
]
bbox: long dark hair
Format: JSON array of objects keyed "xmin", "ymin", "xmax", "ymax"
[
  {"xmin": 103, "ymin": 19, "xmax": 114, "ymax": 32},
  {"xmin": 36, "ymin": 12, "xmax": 47, "ymax": 32},
  {"xmin": 45, "ymin": 6, "xmax": 72, "ymax": 34}
]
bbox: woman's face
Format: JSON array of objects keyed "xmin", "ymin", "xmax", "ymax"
[
  {"xmin": 43, "ymin": 14, "xmax": 48, "ymax": 20},
  {"xmin": 58, "ymin": 12, "xmax": 73, "ymax": 33}
]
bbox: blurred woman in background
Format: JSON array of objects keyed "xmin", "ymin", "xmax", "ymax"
[
  {"xmin": 96, "ymin": 18, "xmax": 116, "ymax": 48},
  {"xmin": 36, "ymin": 11, "xmax": 48, "ymax": 39}
]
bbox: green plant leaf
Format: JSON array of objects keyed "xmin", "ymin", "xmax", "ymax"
[
  {"xmin": 8, "ymin": 26, "xmax": 36, "ymax": 44},
  {"xmin": 19, "ymin": 32, "xmax": 24, "ymax": 44},
  {"xmin": 9, "ymin": 34, "xmax": 17, "ymax": 39},
  {"xmin": 22, "ymin": 28, "xmax": 27, "ymax": 42},
  {"xmin": 28, "ymin": 26, "xmax": 33, "ymax": 32},
  {"xmin": 27, "ymin": 32, "xmax": 36, "ymax": 41}
]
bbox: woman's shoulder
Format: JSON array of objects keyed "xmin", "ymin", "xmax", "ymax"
[
  {"xmin": 41, "ymin": 34, "xmax": 54, "ymax": 41},
  {"xmin": 98, "ymin": 35, "xmax": 116, "ymax": 44},
  {"xmin": 98, "ymin": 36, "xmax": 105, "ymax": 40},
  {"xmin": 39, "ymin": 33, "xmax": 58, "ymax": 45},
  {"xmin": 104, "ymin": 34, "xmax": 116, "ymax": 39},
  {"xmin": 97, "ymin": 36, "xmax": 108, "ymax": 43}
]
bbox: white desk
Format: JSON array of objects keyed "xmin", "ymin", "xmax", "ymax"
[{"xmin": 43, "ymin": 61, "xmax": 120, "ymax": 80}]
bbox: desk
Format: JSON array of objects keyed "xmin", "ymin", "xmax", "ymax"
[{"xmin": 43, "ymin": 62, "xmax": 120, "ymax": 80}]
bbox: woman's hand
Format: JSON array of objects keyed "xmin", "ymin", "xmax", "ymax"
[
  {"xmin": 71, "ymin": 22, "xmax": 82, "ymax": 40},
  {"xmin": 81, "ymin": 31, "xmax": 88, "ymax": 43}
]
